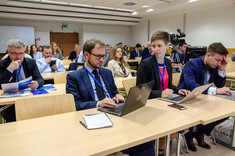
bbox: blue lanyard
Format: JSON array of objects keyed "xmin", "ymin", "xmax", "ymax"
[
  {"xmin": 85, "ymin": 68, "xmax": 110, "ymax": 98},
  {"xmin": 156, "ymin": 59, "xmax": 165, "ymax": 90},
  {"xmin": 10, "ymin": 59, "xmax": 23, "ymax": 78}
]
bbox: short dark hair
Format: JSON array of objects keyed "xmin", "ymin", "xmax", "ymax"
[
  {"xmin": 83, "ymin": 38, "xmax": 105, "ymax": 54},
  {"xmin": 151, "ymin": 30, "xmax": 170, "ymax": 45},
  {"xmin": 135, "ymin": 43, "xmax": 141, "ymax": 48},
  {"xmin": 207, "ymin": 42, "xmax": 228, "ymax": 56},
  {"xmin": 43, "ymin": 45, "xmax": 51, "ymax": 51},
  {"xmin": 179, "ymin": 42, "xmax": 187, "ymax": 47}
]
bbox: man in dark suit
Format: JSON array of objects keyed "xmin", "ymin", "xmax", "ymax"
[
  {"xmin": 130, "ymin": 43, "xmax": 142, "ymax": 59},
  {"xmin": 178, "ymin": 42, "xmax": 232, "ymax": 152},
  {"xmin": 0, "ymin": 39, "xmax": 44, "ymax": 122},
  {"xmin": 66, "ymin": 38, "xmax": 155, "ymax": 156},
  {"xmin": 66, "ymin": 38, "xmax": 124, "ymax": 110},
  {"xmin": 142, "ymin": 43, "xmax": 152, "ymax": 60}
]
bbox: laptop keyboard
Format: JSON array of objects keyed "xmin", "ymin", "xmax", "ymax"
[{"xmin": 170, "ymin": 95, "xmax": 185, "ymax": 101}]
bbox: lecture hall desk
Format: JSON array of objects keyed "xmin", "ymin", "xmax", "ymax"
[{"xmin": 0, "ymin": 99, "xmax": 200, "ymax": 156}]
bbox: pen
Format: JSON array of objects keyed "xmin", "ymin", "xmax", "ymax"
[{"xmin": 80, "ymin": 120, "xmax": 87, "ymax": 129}]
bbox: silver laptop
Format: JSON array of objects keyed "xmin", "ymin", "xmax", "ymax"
[
  {"xmin": 158, "ymin": 83, "xmax": 213, "ymax": 104},
  {"xmin": 98, "ymin": 81, "xmax": 154, "ymax": 116},
  {"xmin": 215, "ymin": 92, "xmax": 235, "ymax": 101}
]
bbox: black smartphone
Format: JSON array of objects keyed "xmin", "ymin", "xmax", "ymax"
[
  {"xmin": 50, "ymin": 60, "xmax": 56, "ymax": 66},
  {"xmin": 168, "ymin": 103, "xmax": 187, "ymax": 110}
]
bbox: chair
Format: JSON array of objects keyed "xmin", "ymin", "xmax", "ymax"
[
  {"xmin": 122, "ymin": 77, "xmax": 136, "ymax": 95},
  {"xmin": 172, "ymin": 73, "xmax": 181, "ymax": 86},
  {"xmin": 62, "ymin": 59, "xmax": 72, "ymax": 65},
  {"xmin": 54, "ymin": 73, "xmax": 67, "ymax": 84},
  {"xmin": 15, "ymin": 94, "xmax": 76, "ymax": 121},
  {"xmin": 226, "ymin": 62, "xmax": 235, "ymax": 72}
]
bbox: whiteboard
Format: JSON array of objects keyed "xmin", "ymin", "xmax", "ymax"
[{"xmin": 0, "ymin": 26, "xmax": 35, "ymax": 53}]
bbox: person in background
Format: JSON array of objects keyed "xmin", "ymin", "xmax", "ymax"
[
  {"xmin": 66, "ymin": 38, "xmax": 155, "ymax": 156},
  {"xmin": 105, "ymin": 44, "xmax": 111, "ymax": 55},
  {"xmin": 177, "ymin": 42, "xmax": 187, "ymax": 63},
  {"xmin": 51, "ymin": 42, "xmax": 63, "ymax": 60},
  {"xmin": 178, "ymin": 42, "xmax": 232, "ymax": 152},
  {"xmin": 58, "ymin": 46, "xmax": 63, "ymax": 55},
  {"xmin": 141, "ymin": 45, "xmax": 145, "ymax": 52},
  {"xmin": 30, "ymin": 44, "xmax": 42, "ymax": 60},
  {"xmin": 130, "ymin": 43, "xmax": 142, "ymax": 59},
  {"xmin": 68, "ymin": 44, "xmax": 82, "ymax": 62},
  {"xmin": 231, "ymin": 52, "xmax": 235, "ymax": 61},
  {"xmin": 25, "ymin": 45, "xmax": 31, "ymax": 55},
  {"xmin": 123, "ymin": 45, "xmax": 128, "ymax": 56},
  {"xmin": 137, "ymin": 30, "xmax": 190, "ymax": 156},
  {"xmin": 142, "ymin": 43, "xmax": 152, "ymax": 60},
  {"xmin": 36, "ymin": 45, "xmax": 65, "ymax": 73},
  {"xmin": 108, "ymin": 45, "xmax": 132, "ymax": 78},
  {"xmin": 38, "ymin": 45, "xmax": 43, "ymax": 52},
  {"xmin": 0, "ymin": 39, "xmax": 44, "ymax": 122}
]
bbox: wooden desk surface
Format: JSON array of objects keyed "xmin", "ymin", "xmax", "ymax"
[
  {"xmin": 0, "ymin": 99, "xmax": 199, "ymax": 156},
  {"xmin": 41, "ymin": 72, "xmax": 71, "ymax": 80},
  {"xmin": 226, "ymin": 72, "xmax": 235, "ymax": 79},
  {"xmin": 156, "ymin": 94, "xmax": 235, "ymax": 125},
  {"xmin": 64, "ymin": 64, "xmax": 69, "ymax": 70},
  {"xmin": 0, "ymin": 84, "xmax": 66, "ymax": 106}
]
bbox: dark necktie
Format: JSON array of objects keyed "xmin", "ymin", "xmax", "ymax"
[{"xmin": 92, "ymin": 69, "xmax": 106, "ymax": 101}]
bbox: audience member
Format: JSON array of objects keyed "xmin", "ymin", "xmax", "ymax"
[
  {"xmin": 68, "ymin": 44, "xmax": 82, "ymax": 62},
  {"xmin": 130, "ymin": 43, "xmax": 142, "ymax": 59},
  {"xmin": 25, "ymin": 45, "xmax": 31, "ymax": 54},
  {"xmin": 137, "ymin": 30, "xmax": 190, "ymax": 155},
  {"xmin": 123, "ymin": 45, "xmax": 128, "ymax": 56},
  {"xmin": 38, "ymin": 45, "xmax": 43, "ymax": 52},
  {"xmin": 30, "ymin": 45, "xmax": 42, "ymax": 60},
  {"xmin": 51, "ymin": 42, "xmax": 63, "ymax": 60},
  {"xmin": 36, "ymin": 45, "xmax": 65, "ymax": 73},
  {"xmin": 108, "ymin": 45, "xmax": 132, "ymax": 78},
  {"xmin": 0, "ymin": 39, "xmax": 44, "ymax": 122},
  {"xmin": 178, "ymin": 42, "xmax": 232, "ymax": 152},
  {"xmin": 142, "ymin": 43, "xmax": 152, "ymax": 60},
  {"xmin": 231, "ymin": 52, "xmax": 235, "ymax": 61},
  {"xmin": 66, "ymin": 38, "xmax": 154, "ymax": 155}
]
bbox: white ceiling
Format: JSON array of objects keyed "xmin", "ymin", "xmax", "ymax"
[{"xmin": 0, "ymin": 0, "xmax": 234, "ymax": 25}]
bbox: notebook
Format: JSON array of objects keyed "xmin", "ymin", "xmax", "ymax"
[
  {"xmin": 158, "ymin": 83, "xmax": 213, "ymax": 104},
  {"xmin": 98, "ymin": 81, "xmax": 154, "ymax": 116}
]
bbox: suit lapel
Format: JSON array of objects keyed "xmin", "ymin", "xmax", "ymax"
[{"xmin": 80, "ymin": 67, "xmax": 95, "ymax": 100}]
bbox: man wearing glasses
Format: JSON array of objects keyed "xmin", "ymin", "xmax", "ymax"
[
  {"xmin": 0, "ymin": 39, "xmax": 44, "ymax": 122},
  {"xmin": 66, "ymin": 38, "xmax": 124, "ymax": 110}
]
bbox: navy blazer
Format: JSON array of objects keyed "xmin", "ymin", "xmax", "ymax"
[
  {"xmin": 66, "ymin": 66, "xmax": 119, "ymax": 110},
  {"xmin": 0, "ymin": 56, "xmax": 44, "ymax": 89},
  {"xmin": 137, "ymin": 55, "xmax": 179, "ymax": 98},
  {"xmin": 142, "ymin": 48, "xmax": 151, "ymax": 60},
  {"xmin": 178, "ymin": 56, "xmax": 226, "ymax": 92},
  {"xmin": 130, "ymin": 49, "xmax": 143, "ymax": 59}
]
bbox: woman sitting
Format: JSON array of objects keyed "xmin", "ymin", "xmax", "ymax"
[{"xmin": 108, "ymin": 46, "xmax": 132, "ymax": 78}]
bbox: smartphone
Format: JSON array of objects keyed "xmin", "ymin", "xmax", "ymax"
[
  {"xmin": 50, "ymin": 60, "xmax": 56, "ymax": 66},
  {"xmin": 168, "ymin": 103, "xmax": 187, "ymax": 110}
]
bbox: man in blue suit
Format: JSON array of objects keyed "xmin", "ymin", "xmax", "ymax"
[
  {"xmin": 66, "ymin": 38, "xmax": 124, "ymax": 110},
  {"xmin": 178, "ymin": 42, "xmax": 232, "ymax": 152},
  {"xmin": 66, "ymin": 38, "xmax": 155, "ymax": 156}
]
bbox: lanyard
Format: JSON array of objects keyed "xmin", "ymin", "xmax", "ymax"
[
  {"xmin": 85, "ymin": 68, "xmax": 110, "ymax": 98},
  {"xmin": 10, "ymin": 59, "xmax": 23, "ymax": 79},
  {"xmin": 156, "ymin": 59, "xmax": 165, "ymax": 90}
]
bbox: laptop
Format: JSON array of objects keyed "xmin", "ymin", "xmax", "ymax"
[
  {"xmin": 158, "ymin": 83, "xmax": 213, "ymax": 104},
  {"xmin": 215, "ymin": 92, "xmax": 235, "ymax": 101},
  {"xmin": 98, "ymin": 81, "xmax": 154, "ymax": 116}
]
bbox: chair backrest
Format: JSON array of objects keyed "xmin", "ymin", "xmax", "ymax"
[
  {"xmin": 172, "ymin": 73, "xmax": 182, "ymax": 86},
  {"xmin": 54, "ymin": 73, "xmax": 67, "ymax": 84},
  {"xmin": 15, "ymin": 94, "xmax": 76, "ymax": 121},
  {"xmin": 226, "ymin": 62, "xmax": 235, "ymax": 72},
  {"xmin": 62, "ymin": 59, "xmax": 72, "ymax": 65},
  {"xmin": 122, "ymin": 77, "xmax": 137, "ymax": 95}
]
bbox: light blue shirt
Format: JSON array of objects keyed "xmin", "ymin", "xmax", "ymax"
[
  {"xmin": 36, "ymin": 57, "xmax": 66, "ymax": 73},
  {"xmin": 33, "ymin": 51, "xmax": 42, "ymax": 60},
  {"xmin": 84, "ymin": 63, "xmax": 110, "ymax": 107}
]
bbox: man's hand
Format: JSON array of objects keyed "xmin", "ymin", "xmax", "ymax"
[
  {"xmin": 45, "ymin": 57, "xmax": 51, "ymax": 63},
  {"xmin": 112, "ymin": 94, "xmax": 125, "ymax": 104},
  {"xmin": 98, "ymin": 97, "xmax": 116, "ymax": 108},
  {"xmin": 28, "ymin": 81, "xmax": 38, "ymax": 90},
  {"xmin": 161, "ymin": 88, "xmax": 174, "ymax": 98},
  {"xmin": 178, "ymin": 89, "xmax": 190, "ymax": 96},
  {"xmin": 8, "ymin": 60, "xmax": 21, "ymax": 71},
  {"xmin": 216, "ymin": 87, "xmax": 232, "ymax": 95},
  {"xmin": 52, "ymin": 64, "xmax": 58, "ymax": 71},
  {"xmin": 219, "ymin": 56, "xmax": 228, "ymax": 71}
]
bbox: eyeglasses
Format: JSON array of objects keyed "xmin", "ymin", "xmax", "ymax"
[
  {"xmin": 90, "ymin": 52, "xmax": 105, "ymax": 60},
  {"xmin": 9, "ymin": 51, "xmax": 25, "ymax": 56}
]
